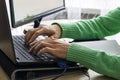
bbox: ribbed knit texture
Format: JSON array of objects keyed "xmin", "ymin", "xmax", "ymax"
[
  {"xmin": 67, "ymin": 43, "xmax": 97, "ymax": 68},
  {"xmin": 52, "ymin": 7, "xmax": 120, "ymax": 80},
  {"xmin": 67, "ymin": 43, "xmax": 120, "ymax": 80},
  {"xmin": 52, "ymin": 22, "xmax": 81, "ymax": 39}
]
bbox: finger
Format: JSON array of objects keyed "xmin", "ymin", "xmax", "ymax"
[
  {"xmin": 29, "ymin": 41, "xmax": 53, "ymax": 54},
  {"xmin": 29, "ymin": 41, "xmax": 40, "ymax": 47},
  {"xmin": 50, "ymin": 36, "xmax": 55, "ymax": 39},
  {"xmin": 35, "ymin": 41, "xmax": 53, "ymax": 51},
  {"xmin": 43, "ymin": 37, "xmax": 56, "ymax": 44},
  {"xmin": 34, "ymin": 41, "xmax": 53, "ymax": 52},
  {"xmin": 37, "ymin": 47, "xmax": 54, "ymax": 56},
  {"xmin": 25, "ymin": 28, "xmax": 39, "ymax": 44},
  {"xmin": 25, "ymin": 28, "xmax": 37, "ymax": 42},
  {"xmin": 29, "ymin": 41, "xmax": 40, "ymax": 54},
  {"xmin": 28, "ymin": 29, "xmax": 44, "ymax": 44},
  {"xmin": 32, "ymin": 41, "xmax": 45, "ymax": 53}
]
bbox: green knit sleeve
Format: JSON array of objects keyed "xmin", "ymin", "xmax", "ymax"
[
  {"xmin": 67, "ymin": 43, "xmax": 120, "ymax": 80},
  {"xmin": 51, "ymin": 7, "xmax": 120, "ymax": 80},
  {"xmin": 54, "ymin": 7, "xmax": 120, "ymax": 40}
]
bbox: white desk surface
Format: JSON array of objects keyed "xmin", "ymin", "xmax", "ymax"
[{"xmin": 1, "ymin": 20, "xmax": 118, "ymax": 80}]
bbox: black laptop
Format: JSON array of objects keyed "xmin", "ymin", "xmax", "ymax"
[
  {"xmin": 0, "ymin": 0, "xmax": 120, "ymax": 67},
  {"xmin": 0, "ymin": 0, "xmax": 86, "ymax": 70},
  {"xmin": 0, "ymin": 0, "xmax": 72, "ymax": 66}
]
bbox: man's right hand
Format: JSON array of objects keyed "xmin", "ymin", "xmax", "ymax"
[{"xmin": 25, "ymin": 24, "xmax": 61, "ymax": 45}]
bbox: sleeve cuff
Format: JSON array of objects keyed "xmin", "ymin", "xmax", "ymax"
[
  {"xmin": 66, "ymin": 43, "xmax": 97, "ymax": 68},
  {"xmin": 52, "ymin": 22, "xmax": 81, "ymax": 39}
]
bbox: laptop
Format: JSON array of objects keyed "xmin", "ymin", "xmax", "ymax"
[
  {"xmin": 0, "ymin": 0, "xmax": 120, "ymax": 67},
  {"xmin": 0, "ymin": 0, "xmax": 74, "ymax": 66}
]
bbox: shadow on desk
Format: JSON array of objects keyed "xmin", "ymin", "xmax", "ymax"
[
  {"xmin": 41, "ymin": 72, "xmax": 115, "ymax": 80},
  {"xmin": 89, "ymin": 70, "xmax": 116, "ymax": 80}
]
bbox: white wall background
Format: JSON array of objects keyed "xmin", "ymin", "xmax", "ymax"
[
  {"xmin": 65, "ymin": 0, "xmax": 120, "ymax": 44},
  {"xmin": 65, "ymin": 0, "xmax": 120, "ymax": 19}
]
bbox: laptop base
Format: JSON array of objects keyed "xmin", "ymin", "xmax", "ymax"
[{"xmin": 0, "ymin": 50, "xmax": 88, "ymax": 80}]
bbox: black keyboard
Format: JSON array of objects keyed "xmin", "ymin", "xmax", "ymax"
[{"xmin": 12, "ymin": 35, "xmax": 56, "ymax": 62}]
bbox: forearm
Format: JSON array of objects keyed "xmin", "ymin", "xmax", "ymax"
[
  {"xmin": 67, "ymin": 43, "xmax": 120, "ymax": 80},
  {"xmin": 55, "ymin": 7, "xmax": 120, "ymax": 40}
]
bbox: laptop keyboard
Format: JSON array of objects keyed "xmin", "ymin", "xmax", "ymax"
[{"xmin": 12, "ymin": 35, "xmax": 56, "ymax": 62}]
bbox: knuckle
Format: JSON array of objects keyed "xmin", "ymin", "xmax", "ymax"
[
  {"xmin": 44, "ymin": 47, "xmax": 49, "ymax": 51},
  {"xmin": 40, "ymin": 41, "xmax": 44, "ymax": 46},
  {"xmin": 35, "ymin": 31, "xmax": 40, "ymax": 35},
  {"xmin": 28, "ymin": 29, "xmax": 34, "ymax": 33},
  {"xmin": 40, "ymin": 41, "xmax": 44, "ymax": 44}
]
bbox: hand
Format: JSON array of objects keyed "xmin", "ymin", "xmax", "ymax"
[
  {"xmin": 25, "ymin": 24, "xmax": 61, "ymax": 44},
  {"xmin": 29, "ymin": 38, "xmax": 70, "ymax": 59}
]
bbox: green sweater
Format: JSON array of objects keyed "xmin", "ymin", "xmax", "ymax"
[{"xmin": 55, "ymin": 7, "xmax": 120, "ymax": 80}]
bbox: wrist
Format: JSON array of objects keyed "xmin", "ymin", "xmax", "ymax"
[{"xmin": 52, "ymin": 24, "xmax": 61, "ymax": 38}]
